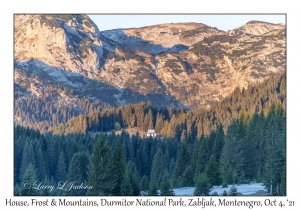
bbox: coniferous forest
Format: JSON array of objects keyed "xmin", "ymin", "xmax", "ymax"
[{"xmin": 14, "ymin": 71, "xmax": 286, "ymax": 196}]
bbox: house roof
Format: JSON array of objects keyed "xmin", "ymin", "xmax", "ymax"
[{"xmin": 147, "ymin": 129, "xmax": 155, "ymax": 134}]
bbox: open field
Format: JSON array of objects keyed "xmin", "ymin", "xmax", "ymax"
[{"xmin": 88, "ymin": 127, "xmax": 147, "ymax": 138}]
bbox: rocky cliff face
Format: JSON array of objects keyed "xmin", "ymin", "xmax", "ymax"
[{"xmin": 14, "ymin": 14, "xmax": 286, "ymax": 111}]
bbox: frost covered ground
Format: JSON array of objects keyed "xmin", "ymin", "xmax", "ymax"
[{"xmin": 173, "ymin": 183, "xmax": 268, "ymax": 196}]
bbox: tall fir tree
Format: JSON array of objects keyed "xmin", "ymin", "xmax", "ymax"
[
  {"xmin": 205, "ymin": 155, "xmax": 222, "ymax": 186},
  {"xmin": 67, "ymin": 152, "xmax": 89, "ymax": 196},
  {"xmin": 120, "ymin": 166, "xmax": 134, "ymax": 196},
  {"xmin": 19, "ymin": 140, "xmax": 36, "ymax": 183},
  {"xmin": 194, "ymin": 173, "xmax": 211, "ymax": 196},
  {"xmin": 160, "ymin": 170, "xmax": 175, "ymax": 196},
  {"xmin": 87, "ymin": 135, "xmax": 115, "ymax": 195},
  {"xmin": 21, "ymin": 163, "xmax": 37, "ymax": 196},
  {"xmin": 55, "ymin": 150, "xmax": 67, "ymax": 183},
  {"xmin": 111, "ymin": 140, "xmax": 126, "ymax": 195},
  {"xmin": 172, "ymin": 143, "xmax": 191, "ymax": 187}
]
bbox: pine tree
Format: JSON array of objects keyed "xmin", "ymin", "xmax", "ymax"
[{"xmin": 87, "ymin": 135, "xmax": 115, "ymax": 195}]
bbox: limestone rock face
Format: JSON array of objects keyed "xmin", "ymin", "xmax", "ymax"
[
  {"xmin": 14, "ymin": 15, "xmax": 286, "ymax": 110},
  {"xmin": 14, "ymin": 14, "xmax": 103, "ymax": 77}
]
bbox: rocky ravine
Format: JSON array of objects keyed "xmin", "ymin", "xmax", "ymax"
[{"xmin": 14, "ymin": 15, "xmax": 286, "ymax": 113}]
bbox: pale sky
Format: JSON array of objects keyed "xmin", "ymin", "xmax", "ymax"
[{"xmin": 89, "ymin": 14, "xmax": 286, "ymax": 32}]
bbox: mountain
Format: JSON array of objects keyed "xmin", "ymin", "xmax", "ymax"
[{"xmin": 14, "ymin": 14, "xmax": 286, "ymax": 129}]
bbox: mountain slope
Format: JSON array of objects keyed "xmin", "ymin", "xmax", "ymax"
[{"xmin": 14, "ymin": 14, "xmax": 286, "ymax": 129}]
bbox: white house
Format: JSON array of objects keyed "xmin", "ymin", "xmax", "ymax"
[{"xmin": 147, "ymin": 129, "xmax": 156, "ymax": 137}]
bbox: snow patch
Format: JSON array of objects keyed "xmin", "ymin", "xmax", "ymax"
[{"xmin": 173, "ymin": 183, "xmax": 268, "ymax": 196}]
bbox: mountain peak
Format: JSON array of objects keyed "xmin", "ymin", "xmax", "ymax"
[
  {"xmin": 14, "ymin": 14, "xmax": 286, "ymax": 113},
  {"xmin": 229, "ymin": 20, "xmax": 285, "ymax": 36}
]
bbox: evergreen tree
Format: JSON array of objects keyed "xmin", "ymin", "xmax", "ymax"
[
  {"xmin": 19, "ymin": 140, "xmax": 36, "ymax": 182},
  {"xmin": 220, "ymin": 120, "xmax": 246, "ymax": 184},
  {"xmin": 14, "ymin": 184, "xmax": 20, "ymax": 196},
  {"xmin": 33, "ymin": 140, "xmax": 48, "ymax": 181},
  {"xmin": 172, "ymin": 143, "xmax": 190, "ymax": 187},
  {"xmin": 120, "ymin": 167, "xmax": 134, "ymax": 196},
  {"xmin": 41, "ymin": 176, "xmax": 51, "ymax": 196},
  {"xmin": 127, "ymin": 161, "xmax": 140, "ymax": 196},
  {"xmin": 21, "ymin": 163, "xmax": 37, "ymax": 196},
  {"xmin": 150, "ymin": 148, "xmax": 166, "ymax": 189},
  {"xmin": 148, "ymin": 181, "xmax": 158, "ymax": 196},
  {"xmin": 140, "ymin": 175, "xmax": 149, "ymax": 194},
  {"xmin": 67, "ymin": 152, "xmax": 89, "ymax": 196},
  {"xmin": 228, "ymin": 185, "xmax": 238, "ymax": 196},
  {"xmin": 160, "ymin": 170, "xmax": 175, "ymax": 196},
  {"xmin": 87, "ymin": 135, "xmax": 115, "ymax": 195},
  {"xmin": 111, "ymin": 140, "xmax": 126, "ymax": 195},
  {"xmin": 55, "ymin": 150, "xmax": 67, "ymax": 182},
  {"xmin": 205, "ymin": 155, "xmax": 222, "ymax": 186},
  {"xmin": 212, "ymin": 124, "xmax": 225, "ymax": 162},
  {"xmin": 195, "ymin": 135, "xmax": 210, "ymax": 177},
  {"xmin": 182, "ymin": 165, "xmax": 194, "ymax": 187},
  {"xmin": 194, "ymin": 173, "xmax": 211, "ymax": 196}
]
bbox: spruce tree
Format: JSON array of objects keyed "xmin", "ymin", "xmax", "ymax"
[
  {"xmin": 33, "ymin": 139, "xmax": 48, "ymax": 181},
  {"xmin": 182, "ymin": 165, "xmax": 194, "ymax": 187},
  {"xmin": 41, "ymin": 176, "xmax": 51, "ymax": 196},
  {"xmin": 205, "ymin": 155, "xmax": 222, "ymax": 186},
  {"xmin": 67, "ymin": 152, "xmax": 89, "ymax": 196},
  {"xmin": 148, "ymin": 181, "xmax": 158, "ymax": 196},
  {"xmin": 55, "ymin": 150, "xmax": 67, "ymax": 183},
  {"xmin": 150, "ymin": 148, "xmax": 166, "ymax": 189},
  {"xmin": 21, "ymin": 163, "xmax": 37, "ymax": 196},
  {"xmin": 120, "ymin": 167, "xmax": 134, "ymax": 196},
  {"xmin": 194, "ymin": 173, "xmax": 211, "ymax": 196},
  {"xmin": 127, "ymin": 161, "xmax": 140, "ymax": 196},
  {"xmin": 140, "ymin": 175, "xmax": 149, "ymax": 194},
  {"xmin": 111, "ymin": 140, "xmax": 126, "ymax": 195},
  {"xmin": 172, "ymin": 143, "xmax": 190, "ymax": 187},
  {"xmin": 228, "ymin": 185, "xmax": 238, "ymax": 196},
  {"xmin": 160, "ymin": 170, "xmax": 175, "ymax": 196},
  {"xmin": 87, "ymin": 135, "xmax": 115, "ymax": 195},
  {"xmin": 19, "ymin": 140, "xmax": 36, "ymax": 182}
]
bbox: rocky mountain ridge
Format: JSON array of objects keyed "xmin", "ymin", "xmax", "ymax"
[{"xmin": 14, "ymin": 14, "xmax": 286, "ymax": 127}]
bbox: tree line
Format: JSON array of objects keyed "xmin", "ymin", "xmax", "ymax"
[
  {"xmin": 15, "ymin": 101, "xmax": 286, "ymax": 196},
  {"xmin": 47, "ymin": 70, "xmax": 286, "ymax": 141}
]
